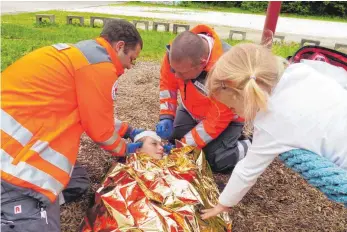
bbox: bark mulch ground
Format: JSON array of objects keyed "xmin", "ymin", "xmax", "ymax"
[{"xmin": 61, "ymin": 61, "xmax": 347, "ymax": 232}]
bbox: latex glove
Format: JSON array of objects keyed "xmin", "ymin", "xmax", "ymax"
[
  {"xmin": 126, "ymin": 142, "xmax": 143, "ymax": 156},
  {"xmin": 130, "ymin": 128, "xmax": 145, "ymax": 141},
  {"xmin": 125, "ymin": 128, "xmax": 145, "ymax": 142},
  {"xmin": 156, "ymin": 119, "xmax": 173, "ymax": 140},
  {"xmin": 163, "ymin": 143, "xmax": 175, "ymax": 154},
  {"xmin": 201, "ymin": 203, "xmax": 230, "ymax": 220}
]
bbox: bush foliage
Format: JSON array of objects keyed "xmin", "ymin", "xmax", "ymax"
[{"xmin": 180, "ymin": 1, "xmax": 347, "ymax": 18}]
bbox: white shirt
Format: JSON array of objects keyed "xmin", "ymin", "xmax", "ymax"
[{"xmin": 219, "ymin": 61, "xmax": 347, "ymax": 207}]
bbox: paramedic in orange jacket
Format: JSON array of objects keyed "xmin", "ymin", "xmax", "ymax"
[
  {"xmin": 156, "ymin": 25, "xmax": 251, "ymax": 173},
  {"xmin": 1, "ymin": 19, "xmax": 144, "ymax": 231}
]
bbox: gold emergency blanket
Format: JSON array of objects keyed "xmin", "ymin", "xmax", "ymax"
[{"xmin": 80, "ymin": 146, "xmax": 232, "ymax": 232}]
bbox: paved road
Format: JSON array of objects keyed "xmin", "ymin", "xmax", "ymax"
[
  {"xmin": 68, "ymin": 5, "xmax": 347, "ymax": 47},
  {"xmin": 0, "ymin": 1, "xmax": 116, "ymax": 14},
  {"xmin": 70, "ymin": 6, "xmax": 347, "ymax": 39}
]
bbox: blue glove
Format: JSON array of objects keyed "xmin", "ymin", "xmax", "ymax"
[
  {"xmin": 163, "ymin": 143, "xmax": 175, "ymax": 154},
  {"xmin": 156, "ymin": 119, "xmax": 173, "ymax": 140},
  {"xmin": 126, "ymin": 128, "xmax": 145, "ymax": 142},
  {"xmin": 126, "ymin": 142, "xmax": 143, "ymax": 156}
]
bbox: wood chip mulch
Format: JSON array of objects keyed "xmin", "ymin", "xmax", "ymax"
[{"xmin": 61, "ymin": 61, "xmax": 347, "ymax": 232}]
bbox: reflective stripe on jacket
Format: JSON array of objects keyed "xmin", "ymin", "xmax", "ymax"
[{"xmin": 159, "ymin": 25, "xmax": 244, "ymax": 148}]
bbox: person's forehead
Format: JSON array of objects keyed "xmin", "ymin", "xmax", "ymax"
[
  {"xmin": 134, "ymin": 44, "xmax": 142, "ymax": 53},
  {"xmin": 129, "ymin": 44, "xmax": 141, "ymax": 56},
  {"xmin": 170, "ymin": 57, "xmax": 194, "ymax": 69},
  {"xmin": 144, "ymin": 136, "xmax": 161, "ymax": 143}
]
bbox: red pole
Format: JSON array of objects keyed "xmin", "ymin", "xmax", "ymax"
[{"xmin": 261, "ymin": 1, "xmax": 282, "ymax": 47}]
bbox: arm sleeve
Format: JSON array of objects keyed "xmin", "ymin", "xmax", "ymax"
[
  {"xmin": 218, "ymin": 126, "xmax": 286, "ymax": 207},
  {"xmin": 300, "ymin": 60, "xmax": 347, "ymax": 89},
  {"xmin": 74, "ymin": 63, "xmax": 127, "ymax": 156},
  {"xmin": 159, "ymin": 53, "xmax": 179, "ymax": 120},
  {"xmin": 182, "ymin": 98, "xmax": 240, "ymax": 148}
]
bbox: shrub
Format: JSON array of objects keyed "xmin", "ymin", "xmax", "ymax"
[{"xmin": 184, "ymin": 1, "xmax": 347, "ymax": 18}]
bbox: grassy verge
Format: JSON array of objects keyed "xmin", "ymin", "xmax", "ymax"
[
  {"xmin": 1, "ymin": 10, "xmax": 177, "ymax": 70},
  {"xmin": 1, "ymin": 10, "xmax": 299, "ymax": 71},
  {"xmin": 116, "ymin": 1, "xmax": 347, "ymax": 23}
]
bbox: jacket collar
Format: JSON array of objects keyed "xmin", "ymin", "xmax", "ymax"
[
  {"xmin": 190, "ymin": 25, "xmax": 223, "ymax": 72},
  {"xmin": 95, "ymin": 37, "xmax": 125, "ymax": 76}
]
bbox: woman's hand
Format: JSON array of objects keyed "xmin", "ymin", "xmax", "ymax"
[{"xmin": 201, "ymin": 203, "xmax": 230, "ymax": 220}]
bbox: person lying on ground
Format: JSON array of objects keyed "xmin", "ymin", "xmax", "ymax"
[
  {"xmin": 133, "ymin": 130, "xmax": 165, "ymax": 159},
  {"xmin": 79, "ymin": 131, "xmax": 232, "ymax": 231}
]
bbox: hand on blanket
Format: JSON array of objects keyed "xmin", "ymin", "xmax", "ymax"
[
  {"xmin": 201, "ymin": 203, "xmax": 230, "ymax": 220},
  {"xmin": 163, "ymin": 142, "xmax": 175, "ymax": 154}
]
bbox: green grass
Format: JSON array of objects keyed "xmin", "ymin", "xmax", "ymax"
[
  {"xmin": 1, "ymin": 11, "xmax": 178, "ymax": 70},
  {"xmin": 1, "ymin": 10, "xmax": 300, "ymax": 71},
  {"xmin": 116, "ymin": 1, "xmax": 347, "ymax": 23}
]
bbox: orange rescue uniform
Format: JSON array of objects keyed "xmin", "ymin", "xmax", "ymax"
[
  {"xmin": 1, "ymin": 37, "xmax": 130, "ymax": 204},
  {"xmin": 159, "ymin": 25, "xmax": 244, "ymax": 148}
]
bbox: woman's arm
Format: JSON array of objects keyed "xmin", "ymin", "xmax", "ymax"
[
  {"xmin": 219, "ymin": 148, "xmax": 277, "ymax": 206},
  {"xmin": 201, "ymin": 125, "xmax": 292, "ymax": 219}
]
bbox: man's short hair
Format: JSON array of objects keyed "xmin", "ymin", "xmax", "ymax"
[
  {"xmin": 170, "ymin": 31, "xmax": 207, "ymax": 65},
  {"xmin": 101, "ymin": 19, "xmax": 143, "ymax": 53}
]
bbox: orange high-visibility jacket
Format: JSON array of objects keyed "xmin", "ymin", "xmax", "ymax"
[
  {"xmin": 1, "ymin": 37, "xmax": 129, "ymax": 204},
  {"xmin": 159, "ymin": 25, "xmax": 244, "ymax": 148}
]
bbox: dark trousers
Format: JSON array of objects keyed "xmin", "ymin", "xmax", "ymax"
[
  {"xmin": 60, "ymin": 162, "xmax": 90, "ymax": 205},
  {"xmin": 1, "ymin": 183, "xmax": 60, "ymax": 232},
  {"xmin": 171, "ymin": 105, "xmax": 247, "ymax": 173},
  {"xmin": 1, "ymin": 162, "xmax": 89, "ymax": 232}
]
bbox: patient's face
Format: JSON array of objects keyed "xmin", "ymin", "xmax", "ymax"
[{"xmin": 138, "ymin": 137, "xmax": 164, "ymax": 159}]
